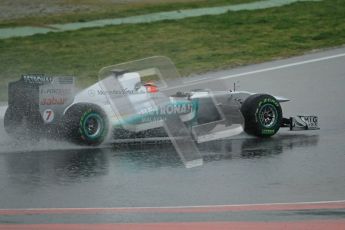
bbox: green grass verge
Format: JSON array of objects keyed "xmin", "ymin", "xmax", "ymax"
[
  {"xmin": 0, "ymin": 0, "xmax": 344, "ymax": 100},
  {"xmin": 0, "ymin": 0, "xmax": 258, "ymax": 28}
]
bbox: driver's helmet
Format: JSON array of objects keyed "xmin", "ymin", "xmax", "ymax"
[{"xmin": 143, "ymin": 81, "xmax": 158, "ymax": 93}]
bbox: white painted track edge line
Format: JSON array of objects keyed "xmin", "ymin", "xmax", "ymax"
[{"xmin": 178, "ymin": 52, "xmax": 345, "ymax": 88}]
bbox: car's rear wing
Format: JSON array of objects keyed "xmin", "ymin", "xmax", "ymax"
[
  {"xmin": 7, "ymin": 74, "xmax": 49, "ymax": 114},
  {"xmin": 8, "ymin": 74, "xmax": 76, "ymax": 124}
]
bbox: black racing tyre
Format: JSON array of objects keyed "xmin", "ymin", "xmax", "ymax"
[
  {"xmin": 4, "ymin": 107, "xmax": 23, "ymax": 138},
  {"xmin": 63, "ymin": 103, "xmax": 108, "ymax": 146},
  {"xmin": 4, "ymin": 107, "xmax": 42, "ymax": 142},
  {"xmin": 241, "ymin": 94, "xmax": 282, "ymax": 137}
]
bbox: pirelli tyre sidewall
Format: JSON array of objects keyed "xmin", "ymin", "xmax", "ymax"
[
  {"xmin": 241, "ymin": 94, "xmax": 282, "ymax": 137},
  {"xmin": 63, "ymin": 104, "xmax": 108, "ymax": 145}
]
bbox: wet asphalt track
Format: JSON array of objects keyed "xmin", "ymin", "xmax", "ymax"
[{"xmin": 0, "ymin": 47, "xmax": 345, "ymax": 228}]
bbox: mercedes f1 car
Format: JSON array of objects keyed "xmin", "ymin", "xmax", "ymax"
[{"xmin": 4, "ymin": 57, "xmax": 319, "ymax": 146}]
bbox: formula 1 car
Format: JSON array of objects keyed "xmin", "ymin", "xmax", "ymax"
[{"xmin": 3, "ymin": 57, "xmax": 319, "ymax": 145}]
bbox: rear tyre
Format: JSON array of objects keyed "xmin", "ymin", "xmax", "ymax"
[
  {"xmin": 63, "ymin": 104, "xmax": 108, "ymax": 145},
  {"xmin": 241, "ymin": 94, "xmax": 282, "ymax": 137},
  {"xmin": 4, "ymin": 107, "xmax": 42, "ymax": 142},
  {"xmin": 4, "ymin": 107, "xmax": 23, "ymax": 138}
]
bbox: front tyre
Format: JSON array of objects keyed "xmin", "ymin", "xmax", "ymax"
[
  {"xmin": 241, "ymin": 94, "xmax": 282, "ymax": 137},
  {"xmin": 63, "ymin": 104, "xmax": 108, "ymax": 145}
]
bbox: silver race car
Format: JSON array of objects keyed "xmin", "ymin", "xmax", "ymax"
[{"xmin": 4, "ymin": 56, "xmax": 319, "ymax": 146}]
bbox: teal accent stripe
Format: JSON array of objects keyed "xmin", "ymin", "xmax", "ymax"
[{"xmin": 112, "ymin": 100, "xmax": 197, "ymax": 127}]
